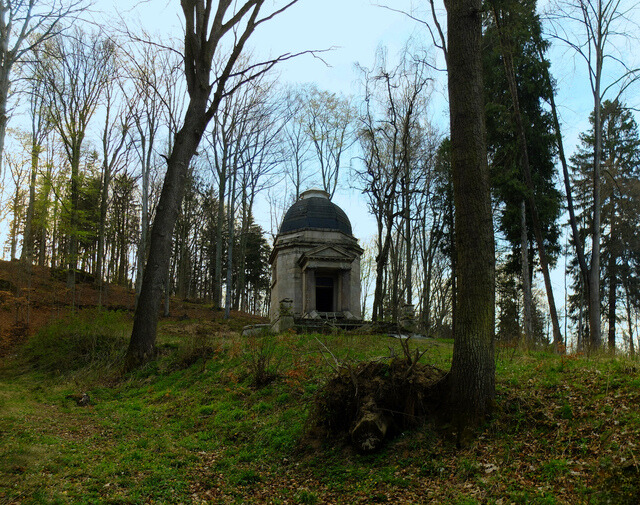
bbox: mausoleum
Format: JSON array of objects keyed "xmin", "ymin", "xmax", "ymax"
[{"xmin": 269, "ymin": 189, "xmax": 363, "ymax": 330}]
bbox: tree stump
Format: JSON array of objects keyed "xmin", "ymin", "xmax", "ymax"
[{"xmin": 350, "ymin": 399, "xmax": 388, "ymax": 453}]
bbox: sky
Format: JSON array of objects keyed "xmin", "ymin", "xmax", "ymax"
[
  {"xmin": 2, "ymin": 0, "xmax": 639, "ymax": 337},
  {"xmin": 79, "ymin": 0, "xmax": 431, "ymax": 241}
]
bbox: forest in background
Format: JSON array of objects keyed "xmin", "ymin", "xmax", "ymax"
[{"xmin": 0, "ymin": 0, "xmax": 638, "ymax": 355}]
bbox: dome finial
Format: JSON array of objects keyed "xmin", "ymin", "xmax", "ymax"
[{"xmin": 300, "ymin": 189, "xmax": 330, "ymax": 200}]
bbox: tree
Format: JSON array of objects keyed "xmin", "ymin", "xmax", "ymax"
[
  {"xmin": 484, "ymin": 0, "xmax": 563, "ymax": 349},
  {"xmin": 20, "ymin": 51, "xmax": 51, "ymax": 266},
  {"xmin": 305, "ymin": 86, "xmax": 355, "ymax": 199},
  {"xmin": 570, "ymin": 99, "xmax": 640, "ymax": 352},
  {"xmin": 40, "ymin": 28, "xmax": 114, "ymax": 288},
  {"xmin": 126, "ymin": 43, "xmax": 181, "ymax": 302},
  {"xmin": 445, "ymin": 0, "xmax": 495, "ymax": 434},
  {"xmin": 96, "ymin": 55, "xmax": 132, "ymax": 304},
  {"xmin": 282, "ymin": 85, "xmax": 312, "ymax": 199},
  {"xmin": 355, "ymin": 46, "xmax": 433, "ymax": 321},
  {"xmin": 548, "ymin": 0, "xmax": 640, "ymax": 350},
  {"xmin": 4, "ymin": 151, "xmax": 28, "ymax": 259},
  {"xmin": 0, "ymin": 0, "xmax": 83, "ymax": 177},
  {"xmin": 126, "ymin": 0, "xmax": 302, "ymax": 370}
]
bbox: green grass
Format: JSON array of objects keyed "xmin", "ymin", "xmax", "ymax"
[{"xmin": 1, "ymin": 313, "xmax": 640, "ymax": 503}]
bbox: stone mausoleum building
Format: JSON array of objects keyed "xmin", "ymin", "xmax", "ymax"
[{"xmin": 270, "ymin": 189, "xmax": 363, "ymax": 330}]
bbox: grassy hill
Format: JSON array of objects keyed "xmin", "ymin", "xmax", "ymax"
[{"xmin": 1, "ymin": 261, "xmax": 639, "ymax": 504}]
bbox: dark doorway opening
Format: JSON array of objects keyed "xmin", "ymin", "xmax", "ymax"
[{"xmin": 316, "ymin": 276, "xmax": 334, "ymax": 312}]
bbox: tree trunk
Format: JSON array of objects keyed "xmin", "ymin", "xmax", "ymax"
[
  {"xmin": 607, "ymin": 213, "xmax": 616, "ymax": 352},
  {"xmin": 67, "ymin": 145, "xmax": 81, "ymax": 289},
  {"xmin": 97, "ymin": 157, "xmax": 110, "ymax": 305},
  {"xmin": 21, "ymin": 143, "xmax": 40, "ymax": 265},
  {"xmin": 623, "ymin": 280, "xmax": 635, "ymax": 357},
  {"xmin": 136, "ymin": 138, "xmax": 151, "ymax": 302},
  {"xmin": 224, "ymin": 168, "xmax": 237, "ymax": 320},
  {"xmin": 350, "ymin": 398, "xmax": 388, "ymax": 453},
  {"xmin": 0, "ymin": 61, "xmax": 9, "ymax": 178},
  {"xmin": 445, "ymin": 0, "xmax": 496, "ymax": 434},
  {"xmin": 589, "ymin": 90, "xmax": 603, "ymax": 351},
  {"xmin": 404, "ymin": 178, "xmax": 412, "ymax": 305},
  {"xmin": 372, "ymin": 214, "xmax": 393, "ymax": 321},
  {"xmin": 520, "ymin": 201, "xmax": 533, "ymax": 345},
  {"xmin": 126, "ymin": 96, "xmax": 208, "ymax": 369},
  {"xmin": 213, "ymin": 171, "xmax": 226, "ymax": 309}
]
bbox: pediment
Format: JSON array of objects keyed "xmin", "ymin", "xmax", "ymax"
[{"xmin": 302, "ymin": 245, "xmax": 354, "ymax": 261}]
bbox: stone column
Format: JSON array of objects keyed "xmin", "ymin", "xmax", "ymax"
[
  {"xmin": 341, "ymin": 269, "xmax": 351, "ymax": 312},
  {"xmin": 304, "ymin": 268, "xmax": 316, "ymax": 314}
]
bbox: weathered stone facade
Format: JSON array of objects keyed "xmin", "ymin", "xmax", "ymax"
[{"xmin": 270, "ymin": 190, "xmax": 363, "ymax": 328}]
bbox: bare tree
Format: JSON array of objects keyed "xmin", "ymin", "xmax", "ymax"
[
  {"xmin": 20, "ymin": 52, "xmax": 50, "ymax": 265},
  {"xmin": 305, "ymin": 85, "xmax": 355, "ymax": 199},
  {"xmin": 4, "ymin": 151, "xmax": 28, "ymax": 259},
  {"xmin": 548, "ymin": 0, "xmax": 640, "ymax": 350},
  {"xmin": 234, "ymin": 78, "xmax": 285, "ymax": 311},
  {"xmin": 355, "ymin": 47, "xmax": 432, "ymax": 321},
  {"xmin": 0, "ymin": 0, "xmax": 84, "ymax": 177},
  {"xmin": 282, "ymin": 85, "xmax": 312, "ymax": 199},
  {"xmin": 40, "ymin": 28, "xmax": 114, "ymax": 288},
  {"xmin": 125, "ymin": 42, "xmax": 184, "ymax": 308},
  {"xmin": 126, "ymin": 0, "xmax": 304, "ymax": 369},
  {"xmin": 97, "ymin": 63, "xmax": 133, "ymax": 305}
]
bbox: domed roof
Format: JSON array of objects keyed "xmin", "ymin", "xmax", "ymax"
[{"xmin": 279, "ymin": 189, "xmax": 352, "ymax": 235}]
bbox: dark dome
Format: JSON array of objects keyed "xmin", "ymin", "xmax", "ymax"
[{"xmin": 279, "ymin": 191, "xmax": 352, "ymax": 235}]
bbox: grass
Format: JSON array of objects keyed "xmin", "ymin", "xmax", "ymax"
[{"xmin": 1, "ymin": 312, "xmax": 639, "ymax": 503}]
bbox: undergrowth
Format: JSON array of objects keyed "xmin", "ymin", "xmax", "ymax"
[
  {"xmin": 21, "ymin": 309, "xmax": 129, "ymax": 375},
  {"xmin": 1, "ymin": 312, "xmax": 639, "ymax": 504}
]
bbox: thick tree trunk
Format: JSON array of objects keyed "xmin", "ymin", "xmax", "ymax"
[
  {"xmin": 126, "ymin": 97, "xmax": 208, "ymax": 369},
  {"xmin": 446, "ymin": 0, "xmax": 496, "ymax": 433}
]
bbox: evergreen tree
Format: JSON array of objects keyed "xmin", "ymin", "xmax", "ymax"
[
  {"xmin": 483, "ymin": 0, "xmax": 562, "ymax": 344},
  {"xmin": 570, "ymin": 100, "xmax": 640, "ymax": 351}
]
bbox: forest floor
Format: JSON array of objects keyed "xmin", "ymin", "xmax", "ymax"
[{"xmin": 1, "ymin": 261, "xmax": 640, "ymax": 504}]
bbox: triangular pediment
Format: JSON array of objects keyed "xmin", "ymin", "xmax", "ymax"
[{"xmin": 303, "ymin": 245, "xmax": 354, "ymax": 260}]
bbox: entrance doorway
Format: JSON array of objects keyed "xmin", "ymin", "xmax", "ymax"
[{"xmin": 315, "ymin": 276, "xmax": 334, "ymax": 312}]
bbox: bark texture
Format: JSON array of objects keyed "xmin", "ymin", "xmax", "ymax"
[{"xmin": 445, "ymin": 0, "xmax": 496, "ymax": 432}]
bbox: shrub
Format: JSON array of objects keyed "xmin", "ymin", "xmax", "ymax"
[
  {"xmin": 22, "ymin": 310, "xmax": 129, "ymax": 373},
  {"xmin": 170, "ymin": 326, "xmax": 219, "ymax": 370},
  {"xmin": 245, "ymin": 331, "xmax": 282, "ymax": 387}
]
